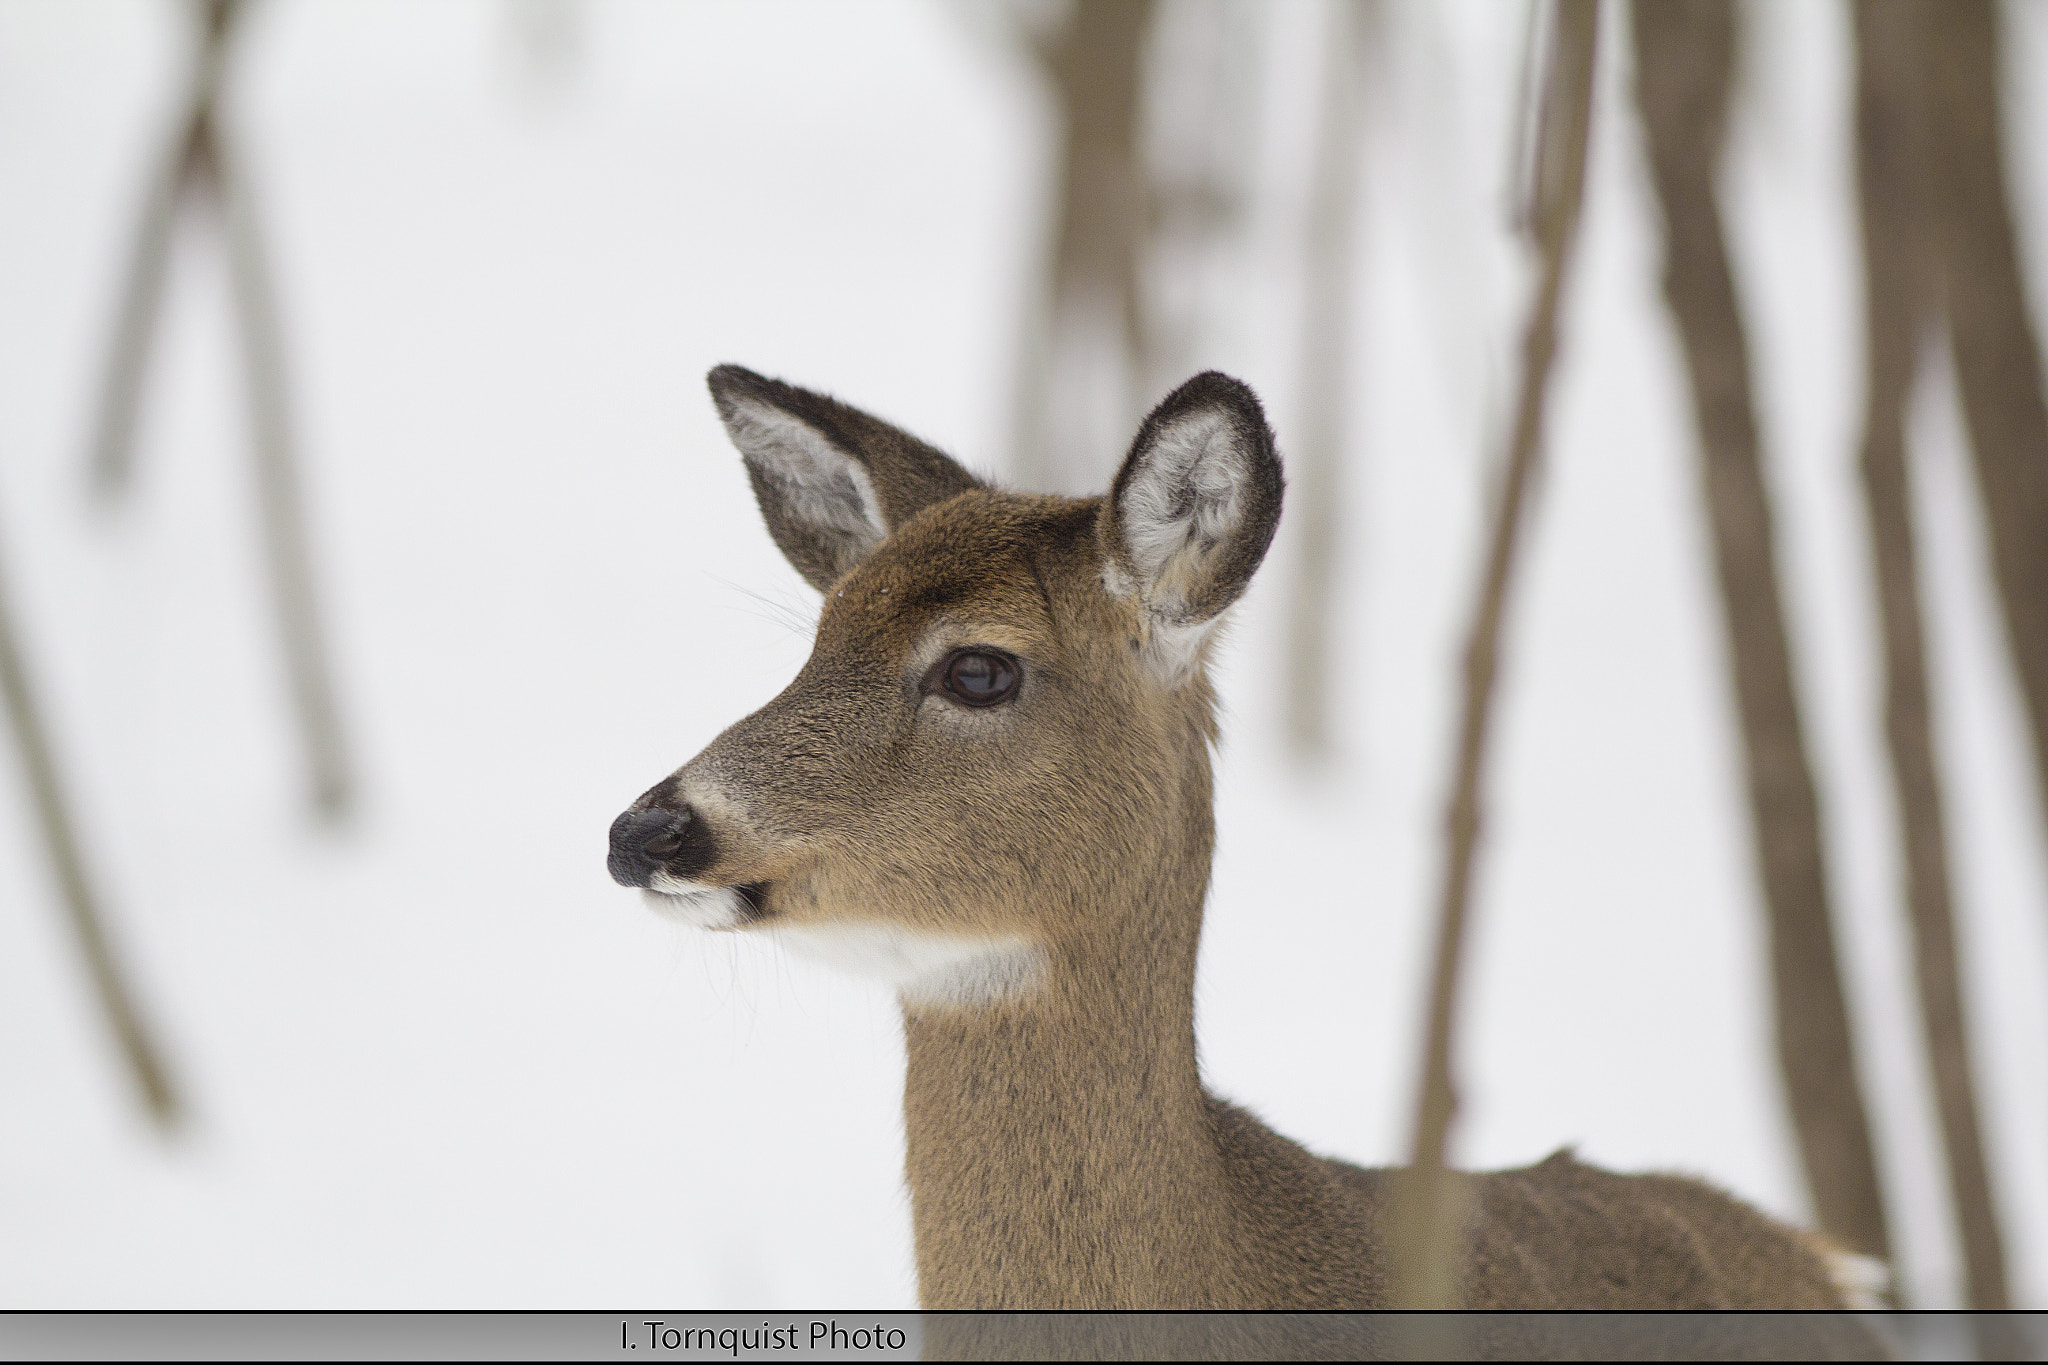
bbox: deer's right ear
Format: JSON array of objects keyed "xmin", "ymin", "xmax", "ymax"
[
  {"xmin": 1099, "ymin": 372, "xmax": 1284, "ymax": 686},
  {"xmin": 707, "ymin": 365, "xmax": 984, "ymax": 593}
]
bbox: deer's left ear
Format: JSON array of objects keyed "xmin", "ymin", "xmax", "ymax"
[
  {"xmin": 1099, "ymin": 372, "xmax": 1284, "ymax": 686},
  {"xmin": 708, "ymin": 365, "xmax": 985, "ymax": 594}
]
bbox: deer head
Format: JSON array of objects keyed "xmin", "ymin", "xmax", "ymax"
[{"xmin": 607, "ymin": 365, "xmax": 1282, "ymax": 1010}]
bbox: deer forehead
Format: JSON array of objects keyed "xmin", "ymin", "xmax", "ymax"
[{"xmin": 810, "ymin": 492, "xmax": 1106, "ymax": 665}]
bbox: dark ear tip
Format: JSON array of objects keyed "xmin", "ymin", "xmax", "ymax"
[
  {"xmin": 1150, "ymin": 372, "xmax": 1271, "ymax": 442},
  {"xmin": 1150, "ymin": 371, "xmax": 1279, "ymax": 472},
  {"xmin": 1168, "ymin": 370, "xmax": 1261, "ymax": 412},
  {"xmin": 706, "ymin": 364, "xmax": 773, "ymax": 408}
]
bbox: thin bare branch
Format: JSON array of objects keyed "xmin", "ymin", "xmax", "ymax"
[
  {"xmin": 87, "ymin": 0, "xmax": 236, "ymax": 497},
  {"xmin": 199, "ymin": 122, "xmax": 355, "ymax": 819},
  {"xmin": 0, "ymin": 547, "xmax": 180, "ymax": 1126},
  {"xmin": 1392, "ymin": 0, "xmax": 1599, "ymax": 1313},
  {"xmin": 94, "ymin": 0, "xmax": 354, "ymax": 818}
]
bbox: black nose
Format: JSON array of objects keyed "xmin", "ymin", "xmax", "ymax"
[{"xmin": 608, "ymin": 804, "xmax": 703, "ymax": 888}]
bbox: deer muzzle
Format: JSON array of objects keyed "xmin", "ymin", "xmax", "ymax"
[{"xmin": 606, "ymin": 802, "xmax": 716, "ymax": 888}]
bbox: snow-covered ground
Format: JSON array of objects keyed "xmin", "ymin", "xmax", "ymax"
[{"xmin": 1, "ymin": 0, "xmax": 2043, "ymax": 1310}]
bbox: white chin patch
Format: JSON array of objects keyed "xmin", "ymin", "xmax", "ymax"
[
  {"xmin": 771, "ymin": 923, "xmax": 1043, "ymax": 1010},
  {"xmin": 640, "ymin": 874, "xmax": 747, "ymax": 931}
]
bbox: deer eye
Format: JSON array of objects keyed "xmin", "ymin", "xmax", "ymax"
[{"xmin": 940, "ymin": 650, "xmax": 1020, "ymax": 707}]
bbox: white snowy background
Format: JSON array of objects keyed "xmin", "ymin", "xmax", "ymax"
[{"xmin": 1, "ymin": 0, "xmax": 2044, "ymax": 1311}]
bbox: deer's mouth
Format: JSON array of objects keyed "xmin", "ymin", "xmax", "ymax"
[{"xmin": 640, "ymin": 879, "xmax": 773, "ymax": 930}]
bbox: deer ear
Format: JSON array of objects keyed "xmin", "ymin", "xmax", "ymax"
[
  {"xmin": 707, "ymin": 365, "xmax": 985, "ymax": 593},
  {"xmin": 1099, "ymin": 372, "xmax": 1284, "ymax": 685}
]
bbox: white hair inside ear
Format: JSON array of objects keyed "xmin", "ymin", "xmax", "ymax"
[
  {"xmin": 1119, "ymin": 408, "xmax": 1248, "ymax": 594},
  {"xmin": 725, "ymin": 397, "xmax": 889, "ymax": 552},
  {"xmin": 1106, "ymin": 406, "xmax": 1254, "ymax": 687}
]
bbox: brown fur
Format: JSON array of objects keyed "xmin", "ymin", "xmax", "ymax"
[{"xmin": 622, "ymin": 368, "xmax": 1864, "ymax": 1312}]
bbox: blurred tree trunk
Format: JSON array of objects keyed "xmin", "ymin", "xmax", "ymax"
[
  {"xmin": 1855, "ymin": 0, "xmax": 2011, "ymax": 1316},
  {"xmin": 1393, "ymin": 0, "xmax": 1599, "ymax": 1313},
  {"xmin": 1286, "ymin": 0, "xmax": 1376, "ymax": 763},
  {"xmin": 1917, "ymin": 0, "xmax": 2048, "ymax": 873},
  {"xmin": 0, "ymin": 547, "xmax": 180, "ymax": 1126},
  {"xmin": 1632, "ymin": 0, "xmax": 1890, "ymax": 1264},
  {"xmin": 1012, "ymin": 0, "xmax": 1154, "ymax": 494},
  {"xmin": 1136, "ymin": 0, "xmax": 1261, "ymax": 397}
]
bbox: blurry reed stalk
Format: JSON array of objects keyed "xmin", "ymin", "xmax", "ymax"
[
  {"xmin": 1855, "ymin": 0, "xmax": 2013, "ymax": 1320},
  {"xmin": 0, "ymin": 550, "xmax": 180, "ymax": 1126},
  {"xmin": 87, "ymin": 0, "xmax": 352, "ymax": 820},
  {"xmin": 1391, "ymin": 0, "xmax": 1598, "ymax": 1315},
  {"xmin": 1634, "ymin": 0, "xmax": 1890, "ymax": 1263}
]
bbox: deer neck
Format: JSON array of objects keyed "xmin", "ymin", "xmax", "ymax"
[{"xmin": 899, "ymin": 832, "xmax": 1239, "ymax": 1309}]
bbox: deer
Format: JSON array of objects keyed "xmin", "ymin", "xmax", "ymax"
[{"xmin": 606, "ymin": 365, "xmax": 1889, "ymax": 1315}]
